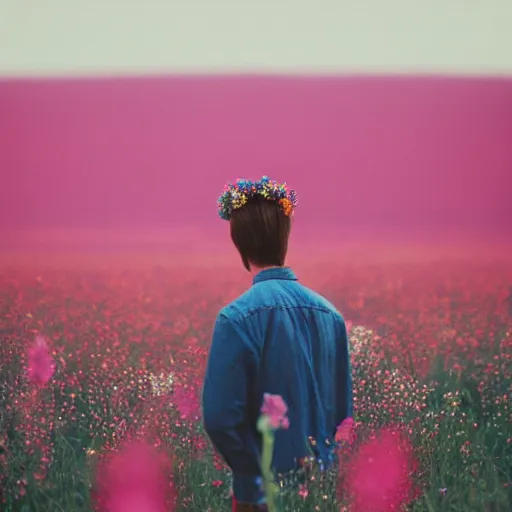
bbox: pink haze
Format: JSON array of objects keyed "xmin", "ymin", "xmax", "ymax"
[{"xmin": 1, "ymin": 74, "xmax": 511, "ymax": 253}]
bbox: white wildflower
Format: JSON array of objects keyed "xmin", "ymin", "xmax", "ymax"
[
  {"xmin": 348, "ymin": 325, "xmax": 374, "ymax": 355},
  {"xmin": 148, "ymin": 371, "xmax": 175, "ymax": 396}
]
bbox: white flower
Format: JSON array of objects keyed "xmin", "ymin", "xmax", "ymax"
[
  {"xmin": 148, "ymin": 371, "xmax": 175, "ymax": 396},
  {"xmin": 348, "ymin": 325, "xmax": 374, "ymax": 355}
]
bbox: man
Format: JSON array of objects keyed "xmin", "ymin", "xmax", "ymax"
[{"xmin": 202, "ymin": 177, "xmax": 353, "ymax": 511}]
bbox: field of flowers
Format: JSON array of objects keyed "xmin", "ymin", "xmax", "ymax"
[{"xmin": 0, "ymin": 252, "xmax": 511, "ymax": 511}]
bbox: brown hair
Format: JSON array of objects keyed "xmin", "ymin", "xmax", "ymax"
[{"xmin": 230, "ymin": 196, "xmax": 291, "ymax": 271}]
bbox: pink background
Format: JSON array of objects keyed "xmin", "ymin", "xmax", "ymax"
[{"xmin": 1, "ymin": 75, "xmax": 511, "ymax": 251}]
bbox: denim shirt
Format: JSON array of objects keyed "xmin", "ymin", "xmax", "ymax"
[{"xmin": 202, "ymin": 267, "xmax": 353, "ymax": 503}]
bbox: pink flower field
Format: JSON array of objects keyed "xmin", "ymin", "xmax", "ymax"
[{"xmin": 0, "ymin": 248, "xmax": 510, "ymax": 511}]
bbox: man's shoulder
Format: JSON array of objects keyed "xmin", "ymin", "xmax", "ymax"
[
  {"xmin": 219, "ymin": 281, "xmax": 344, "ymax": 326},
  {"xmin": 299, "ymin": 284, "xmax": 345, "ymax": 322},
  {"xmin": 217, "ymin": 286, "xmax": 261, "ymax": 324}
]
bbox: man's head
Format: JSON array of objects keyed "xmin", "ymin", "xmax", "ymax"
[
  {"xmin": 230, "ymin": 196, "xmax": 291, "ymax": 271},
  {"xmin": 217, "ymin": 176, "xmax": 298, "ymax": 272}
]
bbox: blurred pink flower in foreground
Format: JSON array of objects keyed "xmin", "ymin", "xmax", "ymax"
[
  {"xmin": 173, "ymin": 384, "xmax": 200, "ymax": 420},
  {"xmin": 335, "ymin": 417, "xmax": 355, "ymax": 444},
  {"xmin": 94, "ymin": 439, "xmax": 174, "ymax": 512},
  {"xmin": 27, "ymin": 335, "xmax": 55, "ymax": 386},
  {"xmin": 261, "ymin": 393, "xmax": 289, "ymax": 429},
  {"xmin": 345, "ymin": 427, "xmax": 416, "ymax": 511}
]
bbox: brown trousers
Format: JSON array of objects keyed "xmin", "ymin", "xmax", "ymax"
[{"xmin": 232, "ymin": 498, "xmax": 268, "ymax": 512}]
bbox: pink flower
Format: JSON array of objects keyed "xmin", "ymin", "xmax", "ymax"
[
  {"xmin": 27, "ymin": 335, "xmax": 55, "ymax": 386},
  {"xmin": 344, "ymin": 427, "xmax": 416, "ymax": 511},
  {"xmin": 173, "ymin": 384, "xmax": 200, "ymax": 420},
  {"xmin": 107, "ymin": 493, "xmax": 166, "ymax": 512},
  {"xmin": 335, "ymin": 417, "xmax": 355, "ymax": 444},
  {"xmin": 261, "ymin": 393, "xmax": 289, "ymax": 429},
  {"xmin": 298, "ymin": 484, "xmax": 309, "ymax": 499},
  {"xmin": 94, "ymin": 439, "xmax": 174, "ymax": 512}
]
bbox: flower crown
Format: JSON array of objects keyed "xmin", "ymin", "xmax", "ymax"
[{"xmin": 217, "ymin": 176, "xmax": 298, "ymax": 221}]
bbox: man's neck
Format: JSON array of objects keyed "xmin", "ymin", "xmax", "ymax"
[{"xmin": 250, "ymin": 265, "xmax": 284, "ymax": 274}]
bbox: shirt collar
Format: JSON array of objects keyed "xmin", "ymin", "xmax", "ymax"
[{"xmin": 253, "ymin": 267, "xmax": 298, "ymax": 285}]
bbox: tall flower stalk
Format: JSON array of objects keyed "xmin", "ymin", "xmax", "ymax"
[{"xmin": 257, "ymin": 393, "xmax": 289, "ymax": 512}]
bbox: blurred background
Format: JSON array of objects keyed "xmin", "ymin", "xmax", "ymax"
[{"xmin": 1, "ymin": 1, "xmax": 511, "ymax": 258}]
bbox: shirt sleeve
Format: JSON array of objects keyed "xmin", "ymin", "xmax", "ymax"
[
  {"xmin": 335, "ymin": 317, "xmax": 353, "ymax": 430},
  {"xmin": 202, "ymin": 313, "xmax": 263, "ymax": 501}
]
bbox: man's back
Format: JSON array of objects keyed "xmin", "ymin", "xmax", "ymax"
[{"xmin": 203, "ymin": 267, "xmax": 352, "ymax": 502}]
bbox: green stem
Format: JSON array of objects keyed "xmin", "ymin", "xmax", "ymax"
[{"xmin": 261, "ymin": 428, "xmax": 280, "ymax": 512}]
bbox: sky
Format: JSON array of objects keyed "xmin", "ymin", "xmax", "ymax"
[{"xmin": 1, "ymin": 74, "xmax": 511, "ymax": 250}]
